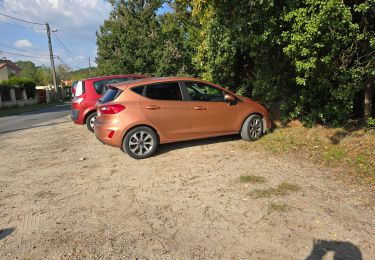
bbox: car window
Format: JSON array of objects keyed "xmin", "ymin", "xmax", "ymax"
[
  {"xmin": 94, "ymin": 77, "xmax": 134, "ymax": 95},
  {"xmin": 145, "ymin": 82, "xmax": 182, "ymax": 101},
  {"xmin": 131, "ymin": 86, "xmax": 144, "ymax": 95},
  {"xmin": 99, "ymin": 87, "xmax": 123, "ymax": 103},
  {"xmin": 75, "ymin": 81, "xmax": 85, "ymax": 97},
  {"xmin": 185, "ymin": 82, "xmax": 225, "ymax": 102}
]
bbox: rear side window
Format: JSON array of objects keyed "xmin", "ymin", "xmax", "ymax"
[
  {"xmin": 75, "ymin": 81, "xmax": 85, "ymax": 97},
  {"xmin": 94, "ymin": 77, "xmax": 134, "ymax": 95},
  {"xmin": 145, "ymin": 82, "xmax": 182, "ymax": 101},
  {"xmin": 99, "ymin": 87, "xmax": 123, "ymax": 103},
  {"xmin": 131, "ymin": 86, "xmax": 144, "ymax": 95}
]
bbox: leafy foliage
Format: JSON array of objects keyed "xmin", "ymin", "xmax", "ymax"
[
  {"xmin": 96, "ymin": 0, "xmax": 375, "ymax": 125},
  {"xmin": 0, "ymin": 77, "xmax": 36, "ymax": 98}
]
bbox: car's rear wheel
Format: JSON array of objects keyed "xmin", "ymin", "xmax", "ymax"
[
  {"xmin": 241, "ymin": 114, "xmax": 263, "ymax": 141},
  {"xmin": 86, "ymin": 112, "xmax": 97, "ymax": 133},
  {"xmin": 123, "ymin": 126, "xmax": 158, "ymax": 159}
]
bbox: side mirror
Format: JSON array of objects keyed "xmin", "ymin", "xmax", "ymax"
[{"xmin": 224, "ymin": 94, "xmax": 235, "ymax": 103}]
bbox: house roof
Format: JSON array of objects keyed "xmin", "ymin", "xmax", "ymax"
[{"xmin": 0, "ymin": 59, "xmax": 21, "ymax": 71}]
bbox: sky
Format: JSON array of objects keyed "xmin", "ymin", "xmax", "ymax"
[{"xmin": 0, "ymin": 0, "xmax": 172, "ymax": 70}]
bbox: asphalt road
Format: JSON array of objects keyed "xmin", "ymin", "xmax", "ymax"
[{"xmin": 0, "ymin": 103, "xmax": 71, "ymax": 134}]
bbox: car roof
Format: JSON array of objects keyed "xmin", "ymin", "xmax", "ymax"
[
  {"xmin": 81, "ymin": 74, "xmax": 149, "ymax": 82},
  {"xmin": 110, "ymin": 77, "xmax": 219, "ymax": 90}
]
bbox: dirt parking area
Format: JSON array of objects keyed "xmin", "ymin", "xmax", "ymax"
[{"xmin": 0, "ymin": 116, "xmax": 374, "ymax": 259}]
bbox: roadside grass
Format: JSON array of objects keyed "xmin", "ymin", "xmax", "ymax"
[
  {"xmin": 0, "ymin": 103, "xmax": 58, "ymax": 118},
  {"xmin": 240, "ymin": 175, "xmax": 266, "ymax": 184},
  {"xmin": 250, "ymin": 182, "xmax": 301, "ymax": 199},
  {"xmin": 240, "ymin": 120, "xmax": 375, "ymax": 186},
  {"xmin": 268, "ymin": 202, "xmax": 291, "ymax": 213}
]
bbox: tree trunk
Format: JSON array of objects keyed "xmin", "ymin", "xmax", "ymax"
[{"xmin": 364, "ymin": 80, "xmax": 373, "ymax": 121}]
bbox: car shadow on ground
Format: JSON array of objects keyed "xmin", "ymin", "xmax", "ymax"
[
  {"xmin": 0, "ymin": 228, "xmax": 15, "ymax": 240},
  {"xmin": 305, "ymin": 239, "xmax": 362, "ymax": 260},
  {"xmin": 155, "ymin": 134, "xmax": 241, "ymax": 156}
]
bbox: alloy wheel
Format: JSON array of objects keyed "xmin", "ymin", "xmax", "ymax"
[
  {"xmin": 249, "ymin": 117, "xmax": 262, "ymax": 139},
  {"xmin": 128, "ymin": 131, "xmax": 154, "ymax": 156}
]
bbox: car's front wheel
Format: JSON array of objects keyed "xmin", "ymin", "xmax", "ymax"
[
  {"xmin": 123, "ymin": 126, "xmax": 158, "ymax": 159},
  {"xmin": 241, "ymin": 114, "xmax": 263, "ymax": 141},
  {"xmin": 86, "ymin": 112, "xmax": 97, "ymax": 133}
]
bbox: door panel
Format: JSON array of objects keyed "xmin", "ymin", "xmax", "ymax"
[
  {"xmin": 188, "ymin": 101, "xmax": 238, "ymax": 135},
  {"xmin": 141, "ymin": 82, "xmax": 192, "ymax": 140},
  {"xmin": 184, "ymin": 82, "xmax": 239, "ymax": 136}
]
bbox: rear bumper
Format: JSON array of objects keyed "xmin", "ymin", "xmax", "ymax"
[
  {"xmin": 71, "ymin": 109, "xmax": 79, "ymax": 123},
  {"xmin": 94, "ymin": 118, "xmax": 123, "ymax": 148}
]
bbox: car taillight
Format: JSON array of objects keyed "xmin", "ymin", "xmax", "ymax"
[{"xmin": 99, "ymin": 104, "xmax": 126, "ymax": 114}]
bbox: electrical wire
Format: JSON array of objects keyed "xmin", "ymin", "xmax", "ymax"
[
  {"xmin": 0, "ymin": 11, "xmax": 45, "ymax": 26},
  {"xmin": 52, "ymin": 32, "xmax": 76, "ymax": 59},
  {"xmin": 0, "ymin": 50, "xmax": 55, "ymax": 60},
  {"xmin": 56, "ymin": 56, "xmax": 77, "ymax": 69},
  {"xmin": 0, "ymin": 42, "xmax": 50, "ymax": 56},
  {"xmin": 52, "ymin": 32, "xmax": 88, "ymax": 62},
  {"xmin": 0, "ymin": 20, "xmax": 46, "ymax": 31}
]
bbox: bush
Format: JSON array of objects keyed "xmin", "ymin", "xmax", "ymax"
[
  {"xmin": 0, "ymin": 77, "xmax": 36, "ymax": 99},
  {"xmin": 367, "ymin": 117, "xmax": 375, "ymax": 128}
]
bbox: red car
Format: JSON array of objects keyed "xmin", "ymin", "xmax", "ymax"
[{"xmin": 71, "ymin": 74, "xmax": 149, "ymax": 132}]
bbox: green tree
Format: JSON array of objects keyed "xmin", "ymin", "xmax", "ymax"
[{"xmin": 96, "ymin": 0, "xmax": 164, "ymax": 75}]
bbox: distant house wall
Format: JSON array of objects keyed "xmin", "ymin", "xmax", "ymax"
[{"xmin": 0, "ymin": 66, "xmax": 8, "ymax": 81}]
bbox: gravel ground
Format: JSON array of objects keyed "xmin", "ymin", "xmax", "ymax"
[{"xmin": 0, "ymin": 116, "xmax": 374, "ymax": 259}]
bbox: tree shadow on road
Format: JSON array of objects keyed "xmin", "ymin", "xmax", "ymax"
[
  {"xmin": 155, "ymin": 134, "xmax": 241, "ymax": 156},
  {"xmin": 0, "ymin": 228, "xmax": 15, "ymax": 240},
  {"xmin": 0, "ymin": 120, "xmax": 70, "ymax": 135},
  {"xmin": 305, "ymin": 239, "xmax": 362, "ymax": 260}
]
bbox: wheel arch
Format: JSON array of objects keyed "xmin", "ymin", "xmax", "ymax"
[
  {"xmin": 83, "ymin": 109, "xmax": 97, "ymax": 124},
  {"xmin": 240, "ymin": 112, "xmax": 266, "ymax": 134},
  {"xmin": 120, "ymin": 124, "xmax": 160, "ymax": 151}
]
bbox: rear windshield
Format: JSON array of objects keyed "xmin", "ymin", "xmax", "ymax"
[
  {"xmin": 99, "ymin": 87, "xmax": 123, "ymax": 103},
  {"xmin": 93, "ymin": 77, "xmax": 135, "ymax": 95},
  {"xmin": 75, "ymin": 81, "xmax": 85, "ymax": 97}
]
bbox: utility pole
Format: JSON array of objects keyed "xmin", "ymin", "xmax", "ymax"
[
  {"xmin": 46, "ymin": 23, "xmax": 59, "ymax": 100},
  {"xmin": 88, "ymin": 56, "xmax": 92, "ymax": 76}
]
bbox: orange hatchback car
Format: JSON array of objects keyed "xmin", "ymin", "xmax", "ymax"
[{"xmin": 94, "ymin": 77, "xmax": 271, "ymax": 159}]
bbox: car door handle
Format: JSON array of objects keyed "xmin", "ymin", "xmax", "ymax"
[
  {"xmin": 194, "ymin": 106, "xmax": 207, "ymax": 110},
  {"xmin": 146, "ymin": 105, "xmax": 161, "ymax": 110}
]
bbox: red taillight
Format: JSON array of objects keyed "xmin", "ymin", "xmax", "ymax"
[{"xmin": 99, "ymin": 104, "xmax": 126, "ymax": 114}]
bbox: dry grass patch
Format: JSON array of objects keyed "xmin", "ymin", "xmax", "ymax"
[
  {"xmin": 268, "ymin": 202, "xmax": 291, "ymax": 213},
  {"xmin": 250, "ymin": 182, "xmax": 301, "ymax": 199},
  {"xmin": 239, "ymin": 175, "xmax": 266, "ymax": 184},
  {"xmin": 239, "ymin": 120, "xmax": 375, "ymax": 186}
]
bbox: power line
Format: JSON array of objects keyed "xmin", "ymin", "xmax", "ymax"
[
  {"xmin": 0, "ymin": 49, "xmax": 54, "ymax": 60},
  {"xmin": 52, "ymin": 32, "xmax": 88, "ymax": 62},
  {"xmin": 56, "ymin": 56, "xmax": 71, "ymax": 68},
  {"xmin": 0, "ymin": 20, "xmax": 46, "ymax": 31},
  {"xmin": 0, "ymin": 42, "xmax": 51, "ymax": 56},
  {"xmin": 0, "ymin": 11, "xmax": 45, "ymax": 26},
  {"xmin": 52, "ymin": 32, "xmax": 76, "ymax": 59}
]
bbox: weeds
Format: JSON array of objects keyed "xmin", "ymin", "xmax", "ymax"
[
  {"xmin": 250, "ymin": 182, "xmax": 301, "ymax": 199},
  {"xmin": 240, "ymin": 175, "xmax": 266, "ymax": 184},
  {"xmin": 268, "ymin": 202, "xmax": 291, "ymax": 213},
  {"xmin": 239, "ymin": 120, "xmax": 375, "ymax": 186}
]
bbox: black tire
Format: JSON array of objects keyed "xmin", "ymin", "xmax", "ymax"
[
  {"xmin": 85, "ymin": 112, "xmax": 97, "ymax": 133},
  {"xmin": 123, "ymin": 126, "xmax": 158, "ymax": 159},
  {"xmin": 240, "ymin": 114, "xmax": 263, "ymax": 141}
]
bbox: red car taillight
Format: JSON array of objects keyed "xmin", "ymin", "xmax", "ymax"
[{"xmin": 99, "ymin": 104, "xmax": 126, "ymax": 114}]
